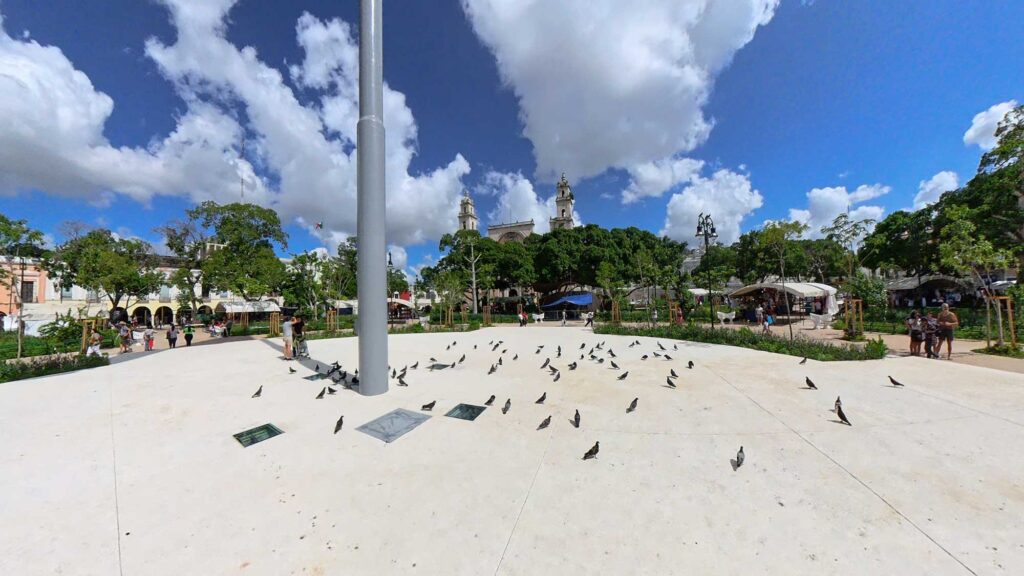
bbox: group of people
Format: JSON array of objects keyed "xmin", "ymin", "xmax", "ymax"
[
  {"xmin": 906, "ymin": 303, "xmax": 959, "ymax": 359},
  {"xmin": 280, "ymin": 315, "xmax": 306, "ymax": 360},
  {"xmin": 85, "ymin": 317, "xmax": 237, "ymax": 356}
]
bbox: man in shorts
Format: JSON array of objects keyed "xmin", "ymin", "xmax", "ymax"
[{"xmin": 936, "ymin": 303, "xmax": 959, "ymax": 360}]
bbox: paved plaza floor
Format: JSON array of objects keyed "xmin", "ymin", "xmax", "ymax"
[{"xmin": 2, "ymin": 327, "xmax": 1022, "ymax": 575}]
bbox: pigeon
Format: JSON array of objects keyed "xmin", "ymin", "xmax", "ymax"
[
  {"xmin": 513, "ymin": 354, "xmax": 518, "ymax": 361},
  {"xmin": 315, "ymin": 387, "xmax": 326, "ymax": 400},
  {"xmin": 430, "ymin": 357, "xmax": 437, "ymax": 362},
  {"xmin": 573, "ymin": 409, "xmax": 581, "ymax": 428},
  {"xmin": 450, "ymin": 362, "xmax": 456, "ymax": 369},
  {"xmin": 735, "ymin": 446, "xmax": 745, "ymax": 468},
  {"xmin": 579, "ymin": 343, "xmax": 586, "ymax": 350},
  {"xmin": 670, "ymin": 369, "xmax": 678, "ymax": 378},
  {"xmin": 641, "ymin": 355, "xmax": 649, "ymax": 361},
  {"xmin": 540, "ymin": 358, "xmax": 550, "ymax": 369},
  {"xmin": 502, "ymin": 399, "xmax": 511, "ymax": 414},
  {"xmin": 549, "ymin": 365, "xmax": 559, "ymax": 374},
  {"xmin": 582, "ymin": 441, "xmax": 600, "ymax": 460},
  {"xmin": 288, "ymin": 367, "xmax": 297, "ymax": 374},
  {"xmin": 889, "ymin": 376, "xmax": 904, "ymax": 387},
  {"xmin": 553, "ymin": 372, "xmax": 561, "ymax": 382},
  {"xmin": 805, "ymin": 377, "xmax": 817, "ymax": 390},
  {"xmin": 837, "ymin": 404, "xmax": 851, "ymax": 426},
  {"xmin": 687, "ymin": 361, "xmax": 694, "ymax": 369},
  {"xmin": 334, "ymin": 415, "xmax": 344, "ymax": 434},
  {"xmin": 627, "ymin": 398, "xmax": 638, "ymax": 413},
  {"xmin": 800, "ymin": 357, "xmax": 808, "ymax": 365},
  {"xmin": 617, "ymin": 371, "xmax": 629, "ymax": 381},
  {"xmin": 673, "ymin": 344, "xmax": 678, "ymax": 351},
  {"xmin": 597, "ymin": 358, "xmax": 605, "ymax": 364},
  {"xmin": 653, "ymin": 351, "xmax": 662, "ymax": 358},
  {"xmin": 492, "ymin": 343, "xmax": 500, "ymax": 351},
  {"xmin": 391, "ymin": 368, "xmax": 397, "ymax": 379},
  {"xmin": 485, "ymin": 394, "xmax": 495, "ymax": 406},
  {"xmin": 458, "ymin": 354, "xmax": 466, "ymax": 364},
  {"xmin": 327, "ymin": 387, "xmax": 337, "ymax": 395},
  {"xmin": 629, "ymin": 342, "xmax": 636, "ymax": 348},
  {"xmin": 834, "ymin": 396, "xmax": 842, "ymax": 412},
  {"xmin": 557, "ymin": 345, "xmax": 562, "ymax": 355},
  {"xmin": 557, "ymin": 349, "xmax": 562, "ymax": 358},
  {"xmin": 315, "ymin": 363, "xmax": 320, "ymax": 372},
  {"xmin": 397, "ymin": 377, "xmax": 408, "ymax": 387},
  {"xmin": 634, "ymin": 340, "xmax": 641, "ymax": 345},
  {"xmin": 251, "ymin": 385, "xmax": 262, "ymax": 398},
  {"xmin": 411, "ymin": 361, "xmax": 419, "ymax": 369},
  {"xmin": 663, "ymin": 354, "xmax": 673, "ymax": 361},
  {"xmin": 658, "ymin": 342, "xmax": 666, "ymax": 350},
  {"xmin": 535, "ymin": 348, "xmax": 542, "ymax": 355},
  {"xmin": 351, "ymin": 376, "xmax": 359, "ymax": 385},
  {"xmin": 446, "ymin": 344, "xmax": 451, "ymax": 350},
  {"xmin": 452, "ymin": 340, "xmax": 457, "ymax": 347},
  {"xmin": 568, "ymin": 362, "xmax": 578, "ymax": 370},
  {"xmin": 536, "ymin": 392, "xmax": 547, "ymax": 404},
  {"xmin": 488, "ymin": 364, "xmax": 497, "ymax": 375},
  {"xmin": 610, "ymin": 360, "xmax": 620, "ymax": 370},
  {"xmin": 489, "ymin": 340, "xmax": 494, "ymax": 345},
  {"xmin": 498, "ymin": 357, "xmax": 504, "ymax": 366},
  {"xmin": 666, "ymin": 377, "xmax": 676, "ymax": 388},
  {"xmin": 538, "ymin": 415, "xmax": 551, "ymax": 430},
  {"xmin": 474, "ymin": 345, "xmax": 477, "ymax": 349},
  {"xmin": 421, "ymin": 401, "xmax": 436, "ymax": 411},
  {"xmin": 608, "ymin": 349, "xmax": 616, "ymax": 358}
]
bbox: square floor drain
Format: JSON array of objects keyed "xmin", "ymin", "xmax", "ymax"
[
  {"xmin": 445, "ymin": 404, "xmax": 486, "ymax": 421},
  {"xmin": 234, "ymin": 423, "xmax": 283, "ymax": 447},
  {"xmin": 357, "ymin": 408, "xmax": 430, "ymax": 443}
]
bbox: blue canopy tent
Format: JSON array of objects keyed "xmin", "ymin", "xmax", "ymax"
[{"xmin": 541, "ymin": 293, "xmax": 593, "ymax": 320}]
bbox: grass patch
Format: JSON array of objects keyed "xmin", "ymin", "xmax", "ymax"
[
  {"xmin": 972, "ymin": 345, "xmax": 1024, "ymax": 359},
  {"xmin": 595, "ymin": 323, "xmax": 887, "ymax": 361},
  {"xmin": 1, "ymin": 354, "xmax": 110, "ymax": 383}
]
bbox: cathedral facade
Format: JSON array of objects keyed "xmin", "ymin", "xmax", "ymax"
[{"xmin": 458, "ymin": 174, "xmax": 576, "ymax": 243}]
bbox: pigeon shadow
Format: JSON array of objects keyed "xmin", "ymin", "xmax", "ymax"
[
  {"xmin": 730, "ymin": 459, "xmax": 739, "ymax": 471},
  {"xmin": 662, "ymin": 385, "xmax": 676, "ymax": 389},
  {"xmin": 801, "ymin": 386, "xmax": 816, "ymax": 390},
  {"xmin": 829, "ymin": 419, "xmax": 851, "ymax": 426},
  {"xmin": 569, "ymin": 419, "xmax": 579, "ymax": 428}
]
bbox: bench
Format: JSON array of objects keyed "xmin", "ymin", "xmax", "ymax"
[
  {"xmin": 532, "ymin": 313, "xmax": 545, "ymax": 323},
  {"xmin": 716, "ymin": 311, "xmax": 736, "ymax": 324}
]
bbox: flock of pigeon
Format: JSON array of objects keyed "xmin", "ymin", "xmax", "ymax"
[{"xmin": 251, "ymin": 335, "xmax": 909, "ymax": 467}]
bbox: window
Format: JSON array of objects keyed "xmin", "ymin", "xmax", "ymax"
[
  {"xmin": 61, "ymin": 286, "xmax": 73, "ymax": 300},
  {"xmin": 19, "ymin": 281, "xmax": 35, "ymax": 303}
]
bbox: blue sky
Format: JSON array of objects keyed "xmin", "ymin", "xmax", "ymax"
[{"xmin": 1, "ymin": 0, "xmax": 1021, "ymax": 277}]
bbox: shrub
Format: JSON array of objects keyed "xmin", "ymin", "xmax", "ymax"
[
  {"xmin": 594, "ymin": 323, "xmax": 886, "ymax": 361},
  {"xmin": 1, "ymin": 354, "xmax": 109, "ymax": 383}
]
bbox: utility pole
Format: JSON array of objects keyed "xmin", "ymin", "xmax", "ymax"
[{"xmin": 356, "ymin": 0, "xmax": 387, "ymax": 396}]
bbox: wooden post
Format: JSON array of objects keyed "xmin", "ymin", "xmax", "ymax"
[
  {"xmin": 611, "ymin": 300, "xmax": 621, "ymax": 325},
  {"xmin": 482, "ymin": 305, "xmax": 492, "ymax": 327},
  {"xmin": 326, "ymin": 308, "xmax": 337, "ymax": 332},
  {"xmin": 80, "ymin": 318, "xmax": 91, "ymax": 354},
  {"xmin": 994, "ymin": 296, "xmax": 1017, "ymax": 348},
  {"xmin": 268, "ymin": 312, "xmax": 281, "ymax": 337}
]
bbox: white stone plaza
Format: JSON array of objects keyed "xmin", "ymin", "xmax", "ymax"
[{"xmin": 2, "ymin": 326, "xmax": 1023, "ymax": 575}]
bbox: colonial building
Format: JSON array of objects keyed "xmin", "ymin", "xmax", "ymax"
[{"xmin": 458, "ymin": 173, "xmax": 577, "ymax": 244}]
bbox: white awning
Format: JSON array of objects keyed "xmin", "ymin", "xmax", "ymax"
[
  {"xmin": 215, "ymin": 301, "xmax": 281, "ymax": 314},
  {"xmin": 729, "ymin": 282, "xmax": 839, "ymax": 315}
]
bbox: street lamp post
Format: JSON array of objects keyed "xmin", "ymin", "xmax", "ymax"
[{"xmin": 696, "ymin": 213, "xmax": 719, "ymax": 328}]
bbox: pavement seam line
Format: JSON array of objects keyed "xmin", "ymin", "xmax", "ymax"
[
  {"xmin": 108, "ymin": 381, "xmax": 125, "ymax": 576},
  {"xmin": 493, "ymin": 427, "xmax": 554, "ymax": 576},
  {"xmin": 705, "ymin": 365, "xmax": 979, "ymax": 576}
]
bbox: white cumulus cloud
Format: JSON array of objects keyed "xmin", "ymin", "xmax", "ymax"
[
  {"xmin": 461, "ymin": 0, "xmax": 779, "ymax": 182},
  {"xmin": 913, "ymin": 170, "xmax": 958, "ymax": 210},
  {"xmin": 963, "ymin": 100, "xmax": 1018, "ymax": 151},
  {"xmin": 622, "ymin": 157, "xmax": 704, "ymax": 204},
  {"xmin": 788, "ymin": 184, "xmax": 889, "ymax": 239},
  {"xmin": 660, "ymin": 168, "xmax": 763, "ymax": 245},
  {"xmin": 0, "ymin": 3, "xmax": 471, "ymax": 255}
]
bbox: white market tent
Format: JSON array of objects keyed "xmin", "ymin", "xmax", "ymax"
[
  {"xmin": 214, "ymin": 301, "xmax": 281, "ymax": 315},
  {"xmin": 729, "ymin": 282, "xmax": 839, "ymax": 315}
]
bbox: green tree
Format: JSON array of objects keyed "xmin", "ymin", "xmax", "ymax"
[
  {"xmin": 762, "ymin": 221, "xmax": 808, "ymax": 340},
  {"xmin": 0, "ymin": 214, "xmax": 45, "ymax": 358},
  {"xmin": 282, "ymin": 252, "xmax": 335, "ymax": 319},
  {"xmin": 45, "ymin": 229, "xmax": 163, "ymax": 319},
  {"xmin": 860, "ymin": 210, "xmax": 938, "ymax": 277},
  {"xmin": 191, "ymin": 202, "xmax": 288, "ymax": 300},
  {"xmin": 977, "ymin": 103, "xmax": 1024, "ymax": 268},
  {"xmin": 821, "ymin": 212, "xmax": 875, "ymax": 280},
  {"xmin": 157, "ymin": 215, "xmax": 209, "ymax": 319},
  {"xmin": 939, "ymin": 205, "xmax": 1015, "ymax": 347}
]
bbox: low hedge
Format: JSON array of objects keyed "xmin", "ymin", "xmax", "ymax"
[
  {"xmin": 1, "ymin": 354, "xmax": 110, "ymax": 383},
  {"xmin": 0, "ymin": 330, "xmax": 118, "ymax": 361},
  {"xmin": 594, "ymin": 323, "xmax": 887, "ymax": 361}
]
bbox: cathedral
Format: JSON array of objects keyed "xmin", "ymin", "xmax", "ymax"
[{"xmin": 458, "ymin": 173, "xmax": 576, "ymax": 243}]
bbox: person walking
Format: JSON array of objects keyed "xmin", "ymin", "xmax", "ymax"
[
  {"xmin": 166, "ymin": 323, "xmax": 179, "ymax": 349},
  {"xmin": 143, "ymin": 326, "xmax": 155, "ymax": 351},
  {"xmin": 292, "ymin": 315, "xmax": 306, "ymax": 358},
  {"xmin": 906, "ymin": 311, "xmax": 923, "ymax": 356},
  {"xmin": 118, "ymin": 322, "xmax": 131, "ymax": 354},
  {"xmin": 183, "ymin": 323, "xmax": 194, "ymax": 347},
  {"xmin": 936, "ymin": 303, "xmax": 959, "ymax": 360},
  {"xmin": 584, "ymin": 311, "xmax": 594, "ymax": 327},
  {"xmin": 923, "ymin": 311, "xmax": 938, "ymax": 359},
  {"xmin": 561, "ymin": 309, "xmax": 567, "ymax": 327},
  {"xmin": 224, "ymin": 318, "xmax": 234, "ymax": 338},
  {"xmin": 281, "ymin": 316, "xmax": 294, "ymax": 360}
]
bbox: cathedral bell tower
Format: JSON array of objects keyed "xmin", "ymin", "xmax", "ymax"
[
  {"xmin": 458, "ymin": 190, "xmax": 478, "ymax": 231},
  {"xmin": 549, "ymin": 173, "xmax": 575, "ymax": 230}
]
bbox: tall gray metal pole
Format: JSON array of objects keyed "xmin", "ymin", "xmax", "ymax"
[{"xmin": 356, "ymin": 0, "xmax": 387, "ymax": 396}]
